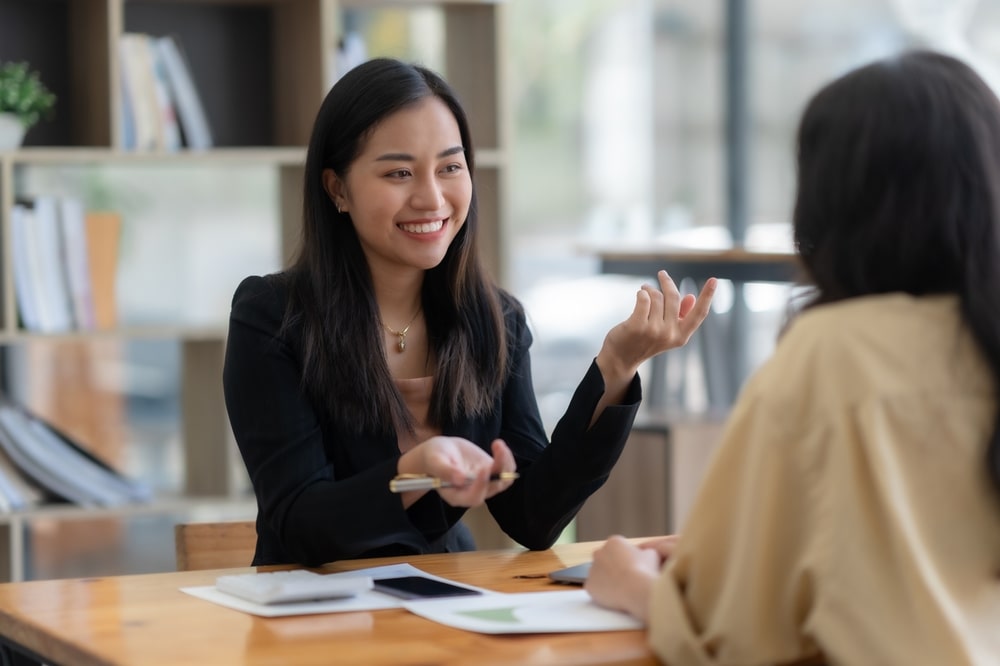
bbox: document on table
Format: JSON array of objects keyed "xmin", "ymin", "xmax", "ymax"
[
  {"xmin": 403, "ymin": 589, "xmax": 644, "ymax": 634},
  {"xmin": 180, "ymin": 563, "xmax": 496, "ymax": 618}
]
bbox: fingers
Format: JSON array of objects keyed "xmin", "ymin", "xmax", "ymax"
[
  {"xmin": 485, "ymin": 439, "xmax": 517, "ymax": 498},
  {"xmin": 643, "ymin": 284, "xmax": 665, "ymax": 322},
  {"xmin": 628, "ymin": 286, "xmax": 652, "ymax": 325},
  {"xmin": 597, "ymin": 535, "xmax": 663, "ymax": 574},
  {"xmin": 655, "ymin": 270, "xmax": 681, "ymax": 321},
  {"xmin": 596, "ymin": 534, "xmax": 633, "ymax": 557},
  {"xmin": 676, "ymin": 293, "xmax": 697, "ymax": 319},
  {"xmin": 640, "ymin": 271, "xmax": 705, "ymax": 324},
  {"xmin": 489, "ymin": 439, "xmax": 516, "ymax": 474},
  {"xmin": 422, "ymin": 437, "xmax": 518, "ymax": 507},
  {"xmin": 640, "ymin": 271, "xmax": 715, "ymax": 333},
  {"xmin": 650, "ymin": 272, "xmax": 716, "ymax": 334},
  {"xmin": 420, "ymin": 436, "xmax": 491, "ymax": 492},
  {"xmin": 676, "ymin": 277, "xmax": 717, "ymax": 338},
  {"xmin": 638, "ymin": 534, "xmax": 680, "ymax": 563},
  {"xmin": 586, "ymin": 535, "xmax": 661, "ymax": 619}
]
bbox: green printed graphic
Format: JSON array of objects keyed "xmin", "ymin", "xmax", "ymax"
[{"xmin": 457, "ymin": 607, "xmax": 521, "ymax": 624}]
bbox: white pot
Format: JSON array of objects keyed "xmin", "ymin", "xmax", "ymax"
[{"xmin": 0, "ymin": 113, "xmax": 27, "ymax": 150}]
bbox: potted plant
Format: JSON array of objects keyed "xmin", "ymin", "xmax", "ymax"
[{"xmin": 0, "ymin": 61, "xmax": 56, "ymax": 149}]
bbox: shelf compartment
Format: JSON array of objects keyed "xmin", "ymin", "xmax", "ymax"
[
  {"xmin": 0, "ymin": 0, "xmax": 114, "ymax": 148},
  {"xmin": 124, "ymin": 0, "xmax": 326, "ymax": 147},
  {"xmin": 0, "ymin": 496, "xmax": 256, "ymax": 581}
]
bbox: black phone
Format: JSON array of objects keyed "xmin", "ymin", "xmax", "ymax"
[{"xmin": 372, "ymin": 576, "xmax": 483, "ymax": 600}]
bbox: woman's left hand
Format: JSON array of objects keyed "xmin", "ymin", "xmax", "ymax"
[
  {"xmin": 596, "ymin": 272, "xmax": 716, "ymax": 385},
  {"xmin": 397, "ymin": 436, "xmax": 517, "ymax": 509},
  {"xmin": 585, "ymin": 535, "xmax": 664, "ymax": 622}
]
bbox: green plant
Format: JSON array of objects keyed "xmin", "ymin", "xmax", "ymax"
[{"xmin": 0, "ymin": 61, "xmax": 56, "ymax": 128}]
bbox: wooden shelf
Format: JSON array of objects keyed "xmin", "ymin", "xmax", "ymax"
[
  {"xmin": 0, "ymin": 0, "xmax": 507, "ymax": 582},
  {"xmin": 0, "ymin": 325, "xmax": 229, "ymax": 344},
  {"xmin": 0, "ymin": 495, "xmax": 256, "ymax": 526},
  {"xmin": 1, "ymin": 147, "xmax": 307, "ymax": 166}
]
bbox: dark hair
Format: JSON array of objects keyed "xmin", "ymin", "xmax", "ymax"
[
  {"xmin": 793, "ymin": 50, "xmax": 1000, "ymax": 496},
  {"xmin": 284, "ymin": 58, "xmax": 509, "ymax": 436}
]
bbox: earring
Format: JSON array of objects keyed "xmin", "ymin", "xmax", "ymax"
[{"xmin": 336, "ymin": 201, "xmax": 343, "ymax": 214}]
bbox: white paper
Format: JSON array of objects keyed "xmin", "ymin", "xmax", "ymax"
[
  {"xmin": 180, "ymin": 563, "xmax": 497, "ymax": 618},
  {"xmin": 402, "ymin": 589, "xmax": 645, "ymax": 634}
]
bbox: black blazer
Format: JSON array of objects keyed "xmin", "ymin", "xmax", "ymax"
[{"xmin": 223, "ymin": 274, "xmax": 642, "ymax": 566}]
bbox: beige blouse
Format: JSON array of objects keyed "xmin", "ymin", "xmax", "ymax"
[{"xmin": 649, "ymin": 294, "xmax": 1000, "ymax": 665}]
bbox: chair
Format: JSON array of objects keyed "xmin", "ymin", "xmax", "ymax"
[{"xmin": 174, "ymin": 520, "xmax": 257, "ymax": 571}]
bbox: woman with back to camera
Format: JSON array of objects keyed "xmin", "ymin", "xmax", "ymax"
[
  {"xmin": 586, "ymin": 50, "xmax": 1000, "ymax": 665},
  {"xmin": 222, "ymin": 58, "xmax": 716, "ymax": 567}
]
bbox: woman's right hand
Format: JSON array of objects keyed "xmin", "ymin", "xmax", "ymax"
[
  {"xmin": 637, "ymin": 534, "xmax": 680, "ymax": 564},
  {"xmin": 397, "ymin": 436, "xmax": 517, "ymax": 508},
  {"xmin": 585, "ymin": 535, "xmax": 662, "ymax": 621},
  {"xmin": 596, "ymin": 271, "xmax": 716, "ymax": 387}
]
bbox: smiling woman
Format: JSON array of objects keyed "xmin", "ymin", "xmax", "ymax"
[
  {"xmin": 221, "ymin": 57, "xmax": 715, "ymax": 569},
  {"xmin": 320, "ymin": 96, "xmax": 473, "ymax": 280}
]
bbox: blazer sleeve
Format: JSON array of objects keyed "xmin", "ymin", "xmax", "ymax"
[
  {"xmin": 223, "ymin": 276, "xmax": 440, "ymax": 565},
  {"xmin": 485, "ymin": 304, "xmax": 643, "ymax": 549}
]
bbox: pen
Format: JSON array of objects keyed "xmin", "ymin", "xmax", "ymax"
[{"xmin": 389, "ymin": 472, "xmax": 520, "ymax": 493}]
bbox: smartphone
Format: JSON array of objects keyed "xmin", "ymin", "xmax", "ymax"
[{"xmin": 372, "ymin": 576, "xmax": 483, "ymax": 600}]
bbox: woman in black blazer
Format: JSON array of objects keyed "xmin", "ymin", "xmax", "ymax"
[{"xmin": 223, "ymin": 58, "xmax": 715, "ymax": 567}]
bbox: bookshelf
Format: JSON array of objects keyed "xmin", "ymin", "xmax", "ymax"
[{"xmin": 0, "ymin": 0, "xmax": 508, "ymax": 582}]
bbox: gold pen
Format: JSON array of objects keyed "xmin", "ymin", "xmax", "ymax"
[{"xmin": 389, "ymin": 472, "xmax": 520, "ymax": 493}]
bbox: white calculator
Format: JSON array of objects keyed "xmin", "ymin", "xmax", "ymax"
[{"xmin": 215, "ymin": 570, "xmax": 374, "ymax": 605}]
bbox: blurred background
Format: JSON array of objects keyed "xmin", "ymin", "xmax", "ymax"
[
  {"xmin": 3, "ymin": 0, "xmax": 1000, "ymax": 578},
  {"xmin": 510, "ymin": 0, "xmax": 1000, "ymax": 423}
]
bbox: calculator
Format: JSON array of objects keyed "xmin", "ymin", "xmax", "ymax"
[{"xmin": 215, "ymin": 570, "xmax": 374, "ymax": 605}]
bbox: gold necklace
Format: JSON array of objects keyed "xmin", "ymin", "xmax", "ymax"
[{"xmin": 382, "ymin": 306, "xmax": 421, "ymax": 353}]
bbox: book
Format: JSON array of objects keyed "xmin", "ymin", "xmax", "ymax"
[
  {"xmin": 0, "ymin": 451, "xmax": 27, "ymax": 511},
  {"xmin": 147, "ymin": 36, "xmax": 182, "ymax": 151},
  {"xmin": 155, "ymin": 35, "xmax": 213, "ymax": 149},
  {"xmin": 25, "ymin": 196, "xmax": 75, "ymax": 333},
  {"xmin": 0, "ymin": 401, "xmax": 150, "ymax": 508},
  {"xmin": 12, "ymin": 197, "xmax": 120, "ymax": 332},
  {"xmin": 330, "ymin": 30, "xmax": 368, "ymax": 88},
  {"xmin": 9, "ymin": 203, "xmax": 42, "ymax": 331},
  {"xmin": 34, "ymin": 195, "xmax": 75, "ymax": 332},
  {"xmin": 0, "ymin": 431, "xmax": 52, "ymax": 512},
  {"xmin": 118, "ymin": 51, "xmax": 138, "ymax": 150},
  {"xmin": 119, "ymin": 33, "xmax": 161, "ymax": 151},
  {"xmin": 57, "ymin": 196, "xmax": 96, "ymax": 330},
  {"xmin": 84, "ymin": 211, "xmax": 122, "ymax": 330}
]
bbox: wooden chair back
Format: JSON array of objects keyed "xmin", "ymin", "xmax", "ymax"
[{"xmin": 174, "ymin": 520, "xmax": 257, "ymax": 571}]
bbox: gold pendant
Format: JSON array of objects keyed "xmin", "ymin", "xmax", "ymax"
[{"xmin": 382, "ymin": 307, "xmax": 419, "ymax": 354}]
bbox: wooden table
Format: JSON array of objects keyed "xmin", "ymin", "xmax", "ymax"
[
  {"xmin": 595, "ymin": 245, "xmax": 800, "ymax": 409},
  {"xmin": 0, "ymin": 541, "xmax": 656, "ymax": 666}
]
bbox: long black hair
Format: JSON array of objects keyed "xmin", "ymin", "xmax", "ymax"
[
  {"xmin": 793, "ymin": 50, "xmax": 1000, "ymax": 496},
  {"xmin": 284, "ymin": 58, "xmax": 510, "ymax": 436}
]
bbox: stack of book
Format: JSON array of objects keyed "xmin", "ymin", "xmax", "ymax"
[
  {"xmin": 10, "ymin": 195, "xmax": 120, "ymax": 333},
  {"xmin": 119, "ymin": 33, "xmax": 213, "ymax": 151},
  {"xmin": 0, "ymin": 400, "xmax": 151, "ymax": 512}
]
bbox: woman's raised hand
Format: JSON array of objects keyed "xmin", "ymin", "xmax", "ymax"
[{"xmin": 596, "ymin": 271, "xmax": 716, "ymax": 384}]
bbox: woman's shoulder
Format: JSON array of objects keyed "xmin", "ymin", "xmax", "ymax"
[
  {"xmin": 497, "ymin": 287, "xmax": 525, "ymax": 319},
  {"xmin": 496, "ymin": 288, "xmax": 530, "ymax": 336},
  {"xmin": 231, "ymin": 272, "xmax": 292, "ymax": 325},
  {"xmin": 746, "ymin": 293, "xmax": 967, "ymax": 409},
  {"xmin": 780, "ymin": 293, "xmax": 960, "ymax": 355}
]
